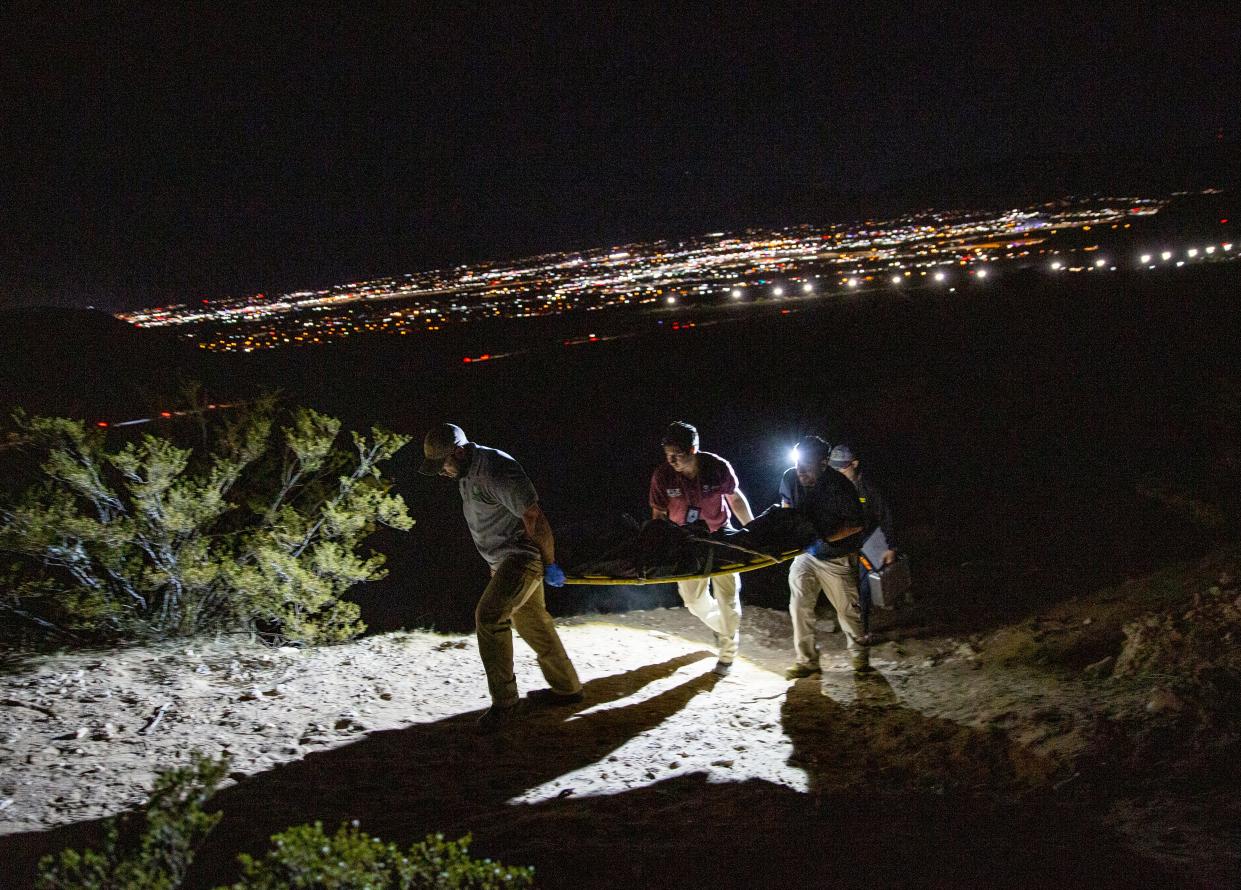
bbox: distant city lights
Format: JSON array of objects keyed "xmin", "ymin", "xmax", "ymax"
[{"xmin": 112, "ymin": 193, "xmax": 1237, "ymax": 354}]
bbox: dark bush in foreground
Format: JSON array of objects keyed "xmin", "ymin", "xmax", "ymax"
[
  {"xmin": 38, "ymin": 753, "xmax": 534, "ymax": 889},
  {"xmin": 230, "ymin": 823, "xmax": 534, "ymax": 889},
  {"xmin": 38, "ymin": 753, "xmax": 227, "ymax": 890},
  {"xmin": 0, "ymin": 399, "xmax": 413, "ymax": 647}
]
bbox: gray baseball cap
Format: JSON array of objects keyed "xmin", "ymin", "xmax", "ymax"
[
  {"xmin": 828, "ymin": 444, "xmax": 857, "ymax": 468},
  {"xmin": 419, "ymin": 423, "xmax": 468, "ymax": 475}
]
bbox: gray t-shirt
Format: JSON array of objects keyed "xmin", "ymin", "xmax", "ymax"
[{"xmin": 459, "ymin": 444, "xmax": 541, "ymax": 569}]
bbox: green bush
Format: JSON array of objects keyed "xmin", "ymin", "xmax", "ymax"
[
  {"xmin": 230, "ymin": 823, "xmax": 534, "ymax": 889},
  {"xmin": 37, "ymin": 755, "xmax": 535, "ymax": 890},
  {"xmin": 0, "ymin": 399, "xmax": 413, "ymax": 646},
  {"xmin": 38, "ymin": 752, "xmax": 228, "ymax": 890}
]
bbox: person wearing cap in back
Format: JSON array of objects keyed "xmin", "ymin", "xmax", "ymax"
[
  {"xmin": 830, "ymin": 442, "xmax": 898, "ymax": 639},
  {"xmin": 419, "ymin": 423, "xmax": 582, "ymax": 732},
  {"xmin": 778, "ymin": 435, "xmax": 870, "ymax": 678},
  {"xmin": 649, "ymin": 421, "xmax": 755, "ymax": 676}
]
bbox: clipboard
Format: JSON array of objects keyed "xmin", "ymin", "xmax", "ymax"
[{"xmin": 861, "ymin": 527, "xmax": 889, "ymax": 569}]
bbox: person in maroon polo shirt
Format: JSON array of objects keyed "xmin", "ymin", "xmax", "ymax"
[{"xmin": 649, "ymin": 421, "xmax": 754, "ymax": 676}]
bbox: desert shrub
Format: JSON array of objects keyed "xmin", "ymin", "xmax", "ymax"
[
  {"xmin": 38, "ymin": 752, "xmax": 228, "ymax": 890},
  {"xmin": 0, "ymin": 399, "xmax": 413, "ymax": 646},
  {"xmin": 229, "ymin": 823, "xmax": 534, "ymax": 889},
  {"xmin": 37, "ymin": 755, "xmax": 534, "ymax": 890}
]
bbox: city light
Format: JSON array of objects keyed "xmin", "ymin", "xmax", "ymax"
[
  {"xmin": 114, "ymin": 195, "xmax": 1225, "ymax": 353},
  {"xmin": 1187, "ymin": 248, "xmax": 1199, "ymax": 258}
]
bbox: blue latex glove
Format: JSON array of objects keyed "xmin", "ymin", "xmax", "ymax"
[
  {"xmin": 544, "ymin": 562, "xmax": 566, "ymax": 587},
  {"xmin": 804, "ymin": 540, "xmax": 829, "ymax": 559}
]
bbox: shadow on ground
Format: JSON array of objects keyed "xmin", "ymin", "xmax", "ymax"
[{"xmin": 1, "ymin": 657, "xmax": 1187, "ymax": 889}]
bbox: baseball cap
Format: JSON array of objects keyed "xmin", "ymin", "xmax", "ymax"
[
  {"xmin": 418, "ymin": 423, "xmax": 468, "ymax": 475},
  {"xmin": 828, "ymin": 444, "xmax": 856, "ymax": 468}
]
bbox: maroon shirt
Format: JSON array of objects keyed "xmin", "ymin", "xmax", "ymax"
[{"xmin": 649, "ymin": 451, "xmax": 739, "ymax": 532}]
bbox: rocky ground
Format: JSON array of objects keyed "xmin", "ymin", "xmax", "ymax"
[{"xmin": 1, "ymin": 584, "xmax": 1239, "ymax": 889}]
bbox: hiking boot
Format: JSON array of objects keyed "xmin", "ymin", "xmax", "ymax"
[
  {"xmin": 851, "ymin": 650, "xmax": 874, "ymax": 674},
  {"xmin": 784, "ymin": 662, "xmax": 821, "ymax": 680},
  {"xmin": 526, "ymin": 688, "xmax": 584, "ymax": 707},
  {"xmin": 476, "ymin": 702, "xmax": 520, "ymax": 733},
  {"xmin": 712, "ymin": 659, "xmax": 733, "ymax": 677}
]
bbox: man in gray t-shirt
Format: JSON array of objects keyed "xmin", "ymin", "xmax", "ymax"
[{"xmin": 420, "ymin": 423, "xmax": 582, "ymax": 731}]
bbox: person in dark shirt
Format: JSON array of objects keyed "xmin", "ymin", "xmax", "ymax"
[
  {"xmin": 779, "ymin": 436, "xmax": 869, "ymax": 677},
  {"xmin": 649, "ymin": 421, "xmax": 754, "ymax": 676},
  {"xmin": 829, "ymin": 443, "xmax": 898, "ymax": 636}
]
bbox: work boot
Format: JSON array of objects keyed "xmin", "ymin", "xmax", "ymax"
[
  {"xmin": 851, "ymin": 649, "xmax": 874, "ymax": 674},
  {"xmin": 526, "ymin": 688, "xmax": 584, "ymax": 707},
  {"xmin": 712, "ymin": 659, "xmax": 733, "ymax": 677},
  {"xmin": 476, "ymin": 702, "xmax": 520, "ymax": 733},
  {"xmin": 784, "ymin": 662, "xmax": 821, "ymax": 680}
]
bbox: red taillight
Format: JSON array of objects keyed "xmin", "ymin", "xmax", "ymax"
[{"xmin": 96, "ymin": 421, "xmax": 109, "ymax": 428}]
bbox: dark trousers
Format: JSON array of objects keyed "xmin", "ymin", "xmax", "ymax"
[{"xmin": 857, "ymin": 565, "xmax": 872, "ymax": 634}]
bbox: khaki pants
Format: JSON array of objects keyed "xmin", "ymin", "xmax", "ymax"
[
  {"xmin": 476, "ymin": 554, "xmax": 582, "ymax": 706},
  {"xmin": 788, "ymin": 552, "xmax": 865, "ymax": 667},
  {"xmin": 676, "ymin": 572, "xmax": 741, "ymax": 662}
]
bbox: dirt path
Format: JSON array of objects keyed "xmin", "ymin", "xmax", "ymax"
[{"xmin": 0, "ymin": 606, "xmax": 1228, "ymax": 888}]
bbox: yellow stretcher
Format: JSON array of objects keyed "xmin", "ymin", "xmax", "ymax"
[{"xmin": 563, "ymin": 543, "xmax": 805, "ymax": 586}]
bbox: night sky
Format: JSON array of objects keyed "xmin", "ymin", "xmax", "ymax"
[{"xmin": 2, "ymin": 3, "xmax": 1238, "ymax": 311}]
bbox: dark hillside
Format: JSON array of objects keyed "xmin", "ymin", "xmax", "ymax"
[{"xmin": 0, "ymin": 308, "xmax": 216, "ymax": 421}]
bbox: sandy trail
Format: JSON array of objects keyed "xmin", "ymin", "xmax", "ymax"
[{"xmin": 0, "ymin": 606, "xmax": 1225, "ymax": 888}]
